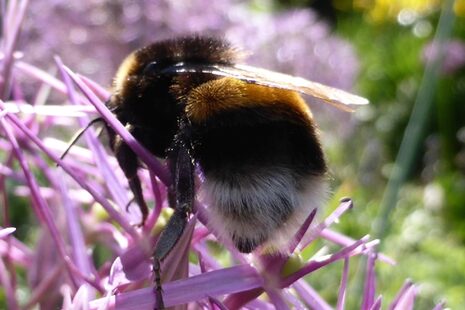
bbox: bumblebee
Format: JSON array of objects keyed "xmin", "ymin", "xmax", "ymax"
[{"xmin": 103, "ymin": 36, "xmax": 367, "ymax": 308}]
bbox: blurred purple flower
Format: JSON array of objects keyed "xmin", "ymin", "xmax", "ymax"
[
  {"xmin": 19, "ymin": 0, "xmax": 358, "ymax": 91},
  {"xmin": 227, "ymin": 9, "xmax": 359, "ymax": 90},
  {"xmin": 423, "ymin": 39, "xmax": 465, "ymax": 75}
]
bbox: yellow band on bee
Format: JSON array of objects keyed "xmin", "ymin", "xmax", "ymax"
[
  {"xmin": 113, "ymin": 53, "xmax": 137, "ymax": 94},
  {"xmin": 186, "ymin": 77, "xmax": 312, "ymax": 122}
]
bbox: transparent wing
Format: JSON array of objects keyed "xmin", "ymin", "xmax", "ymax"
[{"xmin": 168, "ymin": 63, "xmax": 369, "ymax": 112}]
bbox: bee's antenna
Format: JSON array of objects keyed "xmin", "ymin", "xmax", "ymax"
[{"xmin": 58, "ymin": 117, "xmax": 104, "ymax": 163}]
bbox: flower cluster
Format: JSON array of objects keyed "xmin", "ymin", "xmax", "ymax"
[
  {"xmin": 19, "ymin": 0, "xmax": 359, "ymax": 89},
  {"xmin": 0, "ymin": 0, "xmax": 446, "ymax": 309}
]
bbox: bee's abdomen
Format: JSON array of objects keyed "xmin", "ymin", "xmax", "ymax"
[{"xmin": 189, "ymin": 81, "xmax": 327, "ymax": 252}]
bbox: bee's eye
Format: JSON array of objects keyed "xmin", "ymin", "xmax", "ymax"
[{"xmin": 143, "ymin": 61, "xmax": 163, "ymax": 76}]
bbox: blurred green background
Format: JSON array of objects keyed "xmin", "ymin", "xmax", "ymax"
[{"xmin": 294, "ymin": 0, "xmax": 465, "ymax": 308}]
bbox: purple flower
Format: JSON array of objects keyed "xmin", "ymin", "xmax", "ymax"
[
  {"xmin": 226, "ymin": 9, "xmax": 359, "ymax": 91},
  {"xmin": 19, "ymin": 0, "xmax": 358, "ymax": 90},
  {"xmin": 423, "ymin": 39, "xmax": 465, "ymax": 75}
]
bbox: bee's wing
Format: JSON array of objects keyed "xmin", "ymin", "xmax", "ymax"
[{"xmin": 190, "ymin": 64, "xmax": 369, "ymax": 112}]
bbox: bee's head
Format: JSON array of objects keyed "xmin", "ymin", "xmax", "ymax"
[{"xmin": 108, "ymin": 36, "xmax": 240, "ymax": 123}]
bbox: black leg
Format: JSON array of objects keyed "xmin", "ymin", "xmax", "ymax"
[
  {"xmin": 153, "ymin": 258, "xmax": 164, "ymax": 310},
  {"xmin": 152, "ymin": 128, "xmax": 195, "ymax": 309},
  {"xmin": 112, "ymin": 132, "xmax": 149, "ymax": 223}
]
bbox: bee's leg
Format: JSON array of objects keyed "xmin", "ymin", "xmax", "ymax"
[
  {"xmin": 153, "ymin": 133, "xmax": 194, "ymax": 310},
  {"xmin": 112, "ymin": 133, "xmax": 149, "ymax": 224}
]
